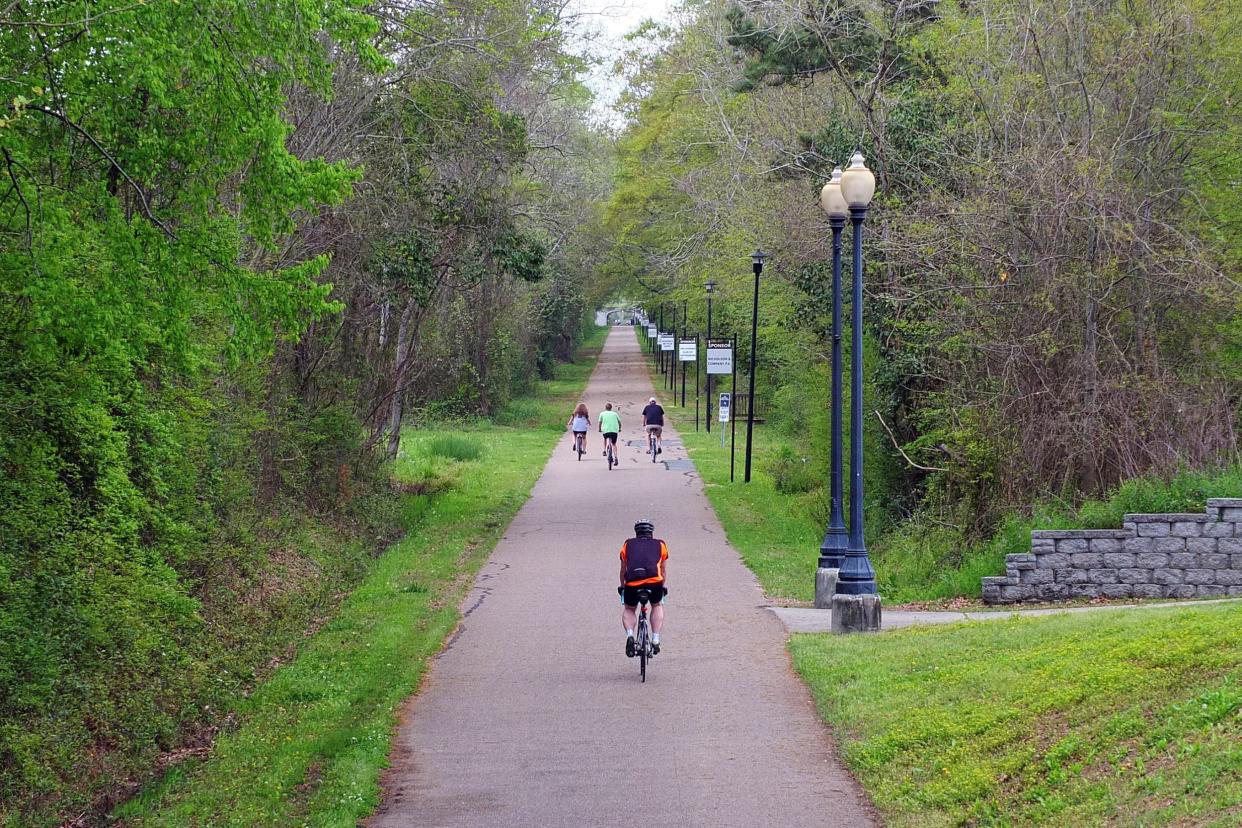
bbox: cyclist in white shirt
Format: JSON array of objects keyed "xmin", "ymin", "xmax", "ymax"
[{"xmin": 568, "ymin": 402, "xmax": 590, "ymax": 454}]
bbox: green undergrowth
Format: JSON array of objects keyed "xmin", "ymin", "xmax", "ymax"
[
  {"xmin": 112, "ymin": 329, "xmax": 604, "ymax": 826},
  {"xmin": 792, "ymin": 601, "xmax": 1242, "ymax": 826},
  {"xmin": 876, "ymin": 464, "xmax": 1242, "ymax": 603}
]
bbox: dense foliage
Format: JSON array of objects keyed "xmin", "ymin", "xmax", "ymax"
[
  {"xmin": 0, "ymin": 0, "xmax": 609, "ymax": 822},
  {"xmin": 604, "ymin": 0, "xmax": 1242, "ymax": 541}
]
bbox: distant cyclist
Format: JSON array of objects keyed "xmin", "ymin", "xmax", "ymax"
[
  {"xmin": 598, "ymin": 403, "xmax": 621, "ymax": 460},
  {"xmin": 568, "ymin": 402, "xmax": 590, "ymax": 454},
  {"xmin": 619, "ymin": 519, "xmax": 668, "ymax": 656},
  {"xmin": 641, "ymin": 396, "xmax": 665, "ymax": 455}
]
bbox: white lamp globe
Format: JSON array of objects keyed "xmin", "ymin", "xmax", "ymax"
[
  {"xmin": 819, "ymin": 165, "xmax": 847, "ymax": 217},
  {"xmin": 839, "ymin": 150, "xmax": 876, "ymax": 208}
]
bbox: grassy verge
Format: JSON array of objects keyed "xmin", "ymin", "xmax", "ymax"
[
  {"xmin": 113, "ymin": 327, "xmax": 605, "ymax": 826},
  {"xmin": 792, "ymin": 602, "xmax": 1242, "ymax": 826},
  {"xmin": 679, "ymin": 421, "xmax": 823, "ymax": 601},
  {"xmin": 640, "ymin": 341, "xmax": 835, "ymax": 603}
]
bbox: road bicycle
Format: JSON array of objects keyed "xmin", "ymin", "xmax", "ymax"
[
  {"xmin": 606, "ymin": 437, "xmax": 616, "ymax": 470},
  {"xmin": 634, "ymin": 588, "xmax": 654, "ymax": 682}
]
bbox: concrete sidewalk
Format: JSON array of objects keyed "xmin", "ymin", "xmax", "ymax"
[
  {"xmin": 769, "ymin": 597, "xmax": 1242, "ymax": 633},
  {"xmin": 369, "ymin": 327, "xmax": 877, "ymax": 827}
]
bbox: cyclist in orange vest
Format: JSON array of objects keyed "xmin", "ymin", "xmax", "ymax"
[{"xmin": 619, "ymin": 519, "xmax": 668, "ymax": 657}]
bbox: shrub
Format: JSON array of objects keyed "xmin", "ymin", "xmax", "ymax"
[
  {"xmin": 425, "ymin": 434, "xmax": 483, "ymax": 462},
  {"xmin": 492, "ymin": 398, "xmax": 543, "ymax": 428},
  {"xmin": 765, "ymin": 445, "xmax": 820, "ymax": 494}
]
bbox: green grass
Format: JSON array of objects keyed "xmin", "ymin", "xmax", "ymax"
[
  {"xmin": 791, "ymin": 602, "xmax": 1242, "ymax": 827},
  {"xmin": 112, "ymin": 328, "xmax": 605, "ymax": 826}
]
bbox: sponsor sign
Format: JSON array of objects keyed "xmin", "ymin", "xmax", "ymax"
[
  {"xmin": 706, "ymin": 339, "xmax": 733, "ymax": 374},
  {"xmin": 659, "ymin": 333, "xmax": 675, "ymax": 351},
  {"xmin": 647, "ymin": 324, "xmax": 658, "ymax": 338},
  {"xmin": 679, "ymin": 340, "xmax": 697, "ymax": 362},
  {"xmin": 718, "ymin": 393, "xmax": 731, "ymax": 422}
]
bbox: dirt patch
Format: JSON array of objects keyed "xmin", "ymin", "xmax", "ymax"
[{"xmin": 291, "ymin": 761, "xmax": 326, "ymax": 813}]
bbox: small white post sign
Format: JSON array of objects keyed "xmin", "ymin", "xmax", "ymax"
[
  {"xmin": 647, "ymin": 324, "xmax": 658, "ymax": 338},
  {"xmin": 706, "ymin": 339, "xmax": 733, "ymax": 375},
  {"xmin": 659, "ymin": 333, "xmax": 675, "ymax": 351},
  {"xmin": 718, "ymin": 392, "xmax": 731, "ymax": 422},
  {"xmin": 678, "ymin": 340, "xmax": 697, "ymax": 362}
]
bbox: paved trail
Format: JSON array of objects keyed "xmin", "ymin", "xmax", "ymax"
[{"xmin": 370, "ymin": 327, "xmax": 876, "ymax": 827}]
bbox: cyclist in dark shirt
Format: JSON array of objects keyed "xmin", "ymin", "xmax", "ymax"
[
  {"xmin": 619, "ymin": 519, "xmax": 668, "ymax": 656},
  {"xmin": 641, "ymin": 397, "xmax": 665, "ymax": 456}
]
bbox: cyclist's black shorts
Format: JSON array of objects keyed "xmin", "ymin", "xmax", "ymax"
[
  {"xmin": 623, "ymin": 583, "xmax": 665, "ymax": 606},
  {"xmin": 603, "ymin": 431, "xmax": 619, "ymax": 444}
]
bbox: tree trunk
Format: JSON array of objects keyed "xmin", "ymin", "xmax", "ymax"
[{"xmin": 385, "ymin": 298, "xmax": 418, "ymax": 460}]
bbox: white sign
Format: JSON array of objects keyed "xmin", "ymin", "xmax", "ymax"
[
  {"xmin": 679, "ymin": 340, "xmax": 697, "ymax": 361},
  {"xmin": 647, "ymin": 324, "xmax": 658, "ymax": 338},
  {"xmin": 718, "ymin": 393, "xmax": 731, "ymax": 423},
  {"xmin": 706, "ymin": 339, "xmax": 733, "ymax": 375},
  {"xmin": 659, "ymin": 333, "xmax": 675, "ymax": 351}
]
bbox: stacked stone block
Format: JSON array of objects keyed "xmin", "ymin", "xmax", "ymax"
[{"xmin": 982, "ymin": 498, "xmax": 1242, "ymax": 604}]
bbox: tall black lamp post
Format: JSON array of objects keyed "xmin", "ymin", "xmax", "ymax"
[
  {"xmin": 658, "ymin": 304, "xmax": 665, "ymax": 368},
  {"xmin": 744, "ymin": 249, "xmax": 767, "ymax": 483},
  {"xmin": 838, "ymin": 150, "xmax": 878, "ymax": 598},
  {"xmin": 705, "ymin": 279, "xmax": 716, "ymax": 433},
  {"xmin": 817, "ymin": 165, "xmax": 848, "ymax": 585}
]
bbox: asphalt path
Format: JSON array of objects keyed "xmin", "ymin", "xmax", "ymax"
[{"xmin": 369, "ymin": 326, "xmax": 877, "ymax": 827}]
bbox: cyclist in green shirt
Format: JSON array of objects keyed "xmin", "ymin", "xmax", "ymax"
[{"xmin": 598, "ymin": 403, "xmax": 622, "ymax": 460}]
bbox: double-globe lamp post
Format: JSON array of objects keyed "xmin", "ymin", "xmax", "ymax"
[
  {"xmin": 816, "ymin": 165, "xmax": 848, "ymax": 582},
  {"xmin": 817, "ymin": 151, "xmax": 880, "ymax": 630}
]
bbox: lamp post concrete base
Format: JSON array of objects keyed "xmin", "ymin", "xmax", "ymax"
[
  {"xmin": 813, "ymin": 568, "xmax": 839, "ymax": 609},
  {"xmin": 830, "ymin": 593, "xmax": 882, "ymax": 634}
]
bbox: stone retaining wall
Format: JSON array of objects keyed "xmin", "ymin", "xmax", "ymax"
[{"xmin": 982, "ymin": 498, "xmax": 1242, "ymax": 604}]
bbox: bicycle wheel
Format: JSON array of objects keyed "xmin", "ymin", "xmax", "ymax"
[
  {"xmin": 638, "ymin": 623, "xmax": 648, "ymax": 682},
  {"xmin": 577, "ymin": 436, "xmax": 583, "ymax": 460},
  {"xmin": 650, "ymin": 436, "xmax": 656, "ymax": 463}
]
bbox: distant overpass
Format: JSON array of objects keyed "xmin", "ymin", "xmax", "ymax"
[{"xmin": 595, "ymin": 306, "xmax": 642, "ymax": 326}]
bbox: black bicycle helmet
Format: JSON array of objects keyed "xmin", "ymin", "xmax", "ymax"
[{"xmin": 634, "ymin": 519, "xmax": 654, "ymax": 537}]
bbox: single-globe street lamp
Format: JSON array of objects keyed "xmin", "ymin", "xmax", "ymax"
[
  {"xmin": 838, "ymin": 150, "xmax": 879, "ymax": 601},
  {"xmin": 816, "ymin": 165, "xmax": 849, "ymax": 599},
  {"xmin": 669, "ymin": 303, "xmax": 677, "ymax": 389},
  {"xmin": 658, "ymin": 304, "xmax": 665, "ymax": 366},
  {"xmin": 705, "ymin": 279, "xmax": 716, "ymax": 433},
  {"xmin": 744, "ymin": 249, "xmax": 767, "ymax": 483}
]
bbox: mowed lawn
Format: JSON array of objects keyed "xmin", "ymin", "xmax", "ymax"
[{"xmin": 792, "ymin": 601, "xmax": 1242, "ymax": 827}]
